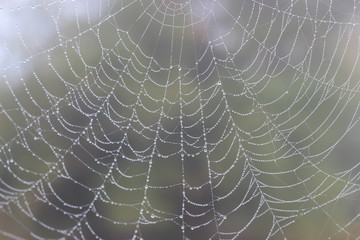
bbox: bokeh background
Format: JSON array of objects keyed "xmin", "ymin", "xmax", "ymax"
[{"xmin": 0, "ymin": 0, "xmax": 360, "ymax": 239}]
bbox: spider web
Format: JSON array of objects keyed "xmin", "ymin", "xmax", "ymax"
[{"xmin": 0, "ymin": 0, "xmax": 360, "ymax": 239}]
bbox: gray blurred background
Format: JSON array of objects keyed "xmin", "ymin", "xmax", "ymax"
[{"xmin": 0, "ymin": 0, "xmax": 360, "ymax": 239}]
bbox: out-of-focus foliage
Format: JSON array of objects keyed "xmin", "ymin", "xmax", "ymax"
[{"xmin": 0, "ymin": 0, "xmax": 360, "ymax": 239}]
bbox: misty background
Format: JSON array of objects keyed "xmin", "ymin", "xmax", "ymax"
[{"xmin": 0, "ymin": 0, "xmax": 360, "ymax": 239}]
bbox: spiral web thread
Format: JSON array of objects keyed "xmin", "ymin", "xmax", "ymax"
[{"xmin": 0, "ymin": 0, "xmax": 360, "ymax": 239}]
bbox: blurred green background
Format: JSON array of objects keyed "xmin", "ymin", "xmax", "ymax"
[{"xmin": 0, "ymin": 0, "xmax": 360, "ymax": 239}]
